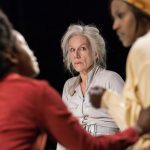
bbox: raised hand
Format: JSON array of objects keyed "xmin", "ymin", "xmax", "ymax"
[{"xmin": 89, "ymin": 86, "xmax": 106, "ymax": 108}]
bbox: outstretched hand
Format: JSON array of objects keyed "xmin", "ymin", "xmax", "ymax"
[
  {"xmin": 134, "ymin": 106, "xmax": 150, "ymax": 136},
  {"xmin": 89, "ymin": 86, "xmax": 106, "ymax": 108}
]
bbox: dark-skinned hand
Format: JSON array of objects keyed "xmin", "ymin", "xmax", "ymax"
[
  {"xmin": 134, "ymin": 106, "xmax": 150, "ymax": 136},
  {"xmin": 89, "ymin": 86, "xmax": 106, "ymax": 108}
]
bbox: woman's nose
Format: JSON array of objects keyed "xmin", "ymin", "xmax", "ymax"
[
  {"xmin": 112, "ymin": 19, "xmax": 120, "ymax": 31},
  {"xmin": 74, "ymin": 49, "xmax": 80, "ymax": 58}
]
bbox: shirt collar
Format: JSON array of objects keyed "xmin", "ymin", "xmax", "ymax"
[{"xmin": 69, "ymin": 66, "xmax": 101, "ymax": 96}]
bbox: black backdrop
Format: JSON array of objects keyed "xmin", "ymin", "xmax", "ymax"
[
  {"xmin": 0, "ymin": 0, "xmax": 129, "ymax": 149},
  {"xmin": 0, "ymin": 0, "xmax": 128, "ymax": 93}
]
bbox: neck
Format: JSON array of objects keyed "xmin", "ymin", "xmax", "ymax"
[
  {"xmin": 80, "ymin": 64, "xmax": 94, "ymax": 81},
  {"xmin": 80, "ymin": 73, "xmax": 88, "ymax": 84}
]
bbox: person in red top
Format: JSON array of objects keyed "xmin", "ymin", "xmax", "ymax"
[{"xmin": 0, "ymin": 9, "xmax": 150, "ymax": 150}]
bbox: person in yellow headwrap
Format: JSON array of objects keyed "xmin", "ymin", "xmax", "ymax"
[{"xmin": 89, "ymin": 0, "xmax": 150, "ymax": 149}]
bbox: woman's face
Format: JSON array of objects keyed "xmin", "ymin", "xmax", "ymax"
[
  {"xmin": 68, "ymin": 35, "xmax": 94, "ymax": 74},
  {"xmin": 111, "ymin": 0, "xmax": 137, "ymax": 47}
]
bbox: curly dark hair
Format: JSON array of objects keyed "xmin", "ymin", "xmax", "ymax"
[{"xmin": 0, "ymin": 9, "xmax": 14, "ymax": 78}]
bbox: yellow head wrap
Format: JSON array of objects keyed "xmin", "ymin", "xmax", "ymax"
[{"xmin": 124, "ymin": 0, "xmax": 150, "ymax": 15}]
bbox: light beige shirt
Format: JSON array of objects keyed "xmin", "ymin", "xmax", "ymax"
[{"xmin": 102, "ymin": 31, "xmax": 150, "ymax": 150}]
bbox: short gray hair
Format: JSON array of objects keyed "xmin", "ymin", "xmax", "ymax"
[{"xmin": 61, "ymin": 24, "xmax": 106, "ymax": 73}]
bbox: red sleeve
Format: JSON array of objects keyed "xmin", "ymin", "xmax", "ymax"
[{"xmin": 37, "ymin": 82, "xmax": 139, "ymax": 150}]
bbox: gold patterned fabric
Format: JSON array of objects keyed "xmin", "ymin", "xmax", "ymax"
[{"xmin": 124, "ymin": 0, "xmax": 150, "ymax": 15}]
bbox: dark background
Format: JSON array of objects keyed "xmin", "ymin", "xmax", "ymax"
[
  {"xmin": 0, "ymin": 0, "xmax": 129, "ymax": 149},
  {"xmin": 0, "ymin": 0, "xmax": 129, "ymax": 94}
]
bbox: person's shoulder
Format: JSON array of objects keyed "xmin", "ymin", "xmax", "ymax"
[
  {"xmin": 94, "ymin": 69, "xmax": 124, "ymax": 92},
  {"xmin": 138, "ymin": 31, "xmax": 150, "ymax": 43},
  {"xmin": 99, "ymin": 69, "xmax": 122, "ymax": 79},
  {"xmin": 102, "ymin": 69, "xmax": 124, "ymax": 84},
  {"xmin": 95, "ymin": 69, "xmax": 124, "ymax": 84},
  {"xmin": 103, "ymin": 70, "xmax": 124, "ymax": 92},
  {"xmin": 18, "ymin": 75, "xmax": 50, "ymax": 89},
  {"xmin": 63, "ymin": 76, "xmax": 79, "ymax": 94},
  {"xmin": 131, "ymin": 31, "xmax": 150, "ymax": 57},
  {"xmin": 133, "ymin": 31, "xmax": 150, "ymax": 49},
  {"xmin": 64, "ymin": 76, "xmax": 77, "ymax": 86}
]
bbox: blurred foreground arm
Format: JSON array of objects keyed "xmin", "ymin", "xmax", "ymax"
[{"xmin": 36, "ymin": 83, "xmax": 150, "ymax": 150}]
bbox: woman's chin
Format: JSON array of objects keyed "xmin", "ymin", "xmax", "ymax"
[{"xmin": 121, "ymin": 40, "xmax": 132, "ymax": 48}]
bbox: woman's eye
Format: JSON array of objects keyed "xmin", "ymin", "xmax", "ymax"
[
  {"xmin": 69, "ymin": 48, "xmax": 75, "ymax": 52},
  {"xmin": 80, "ymin": 47, "xmax": 86, "ymax": 51},
  {"xmin": 117, "ymin": 12, "xmax": 125, "ymax": 19},
  {"xmin": 113, "ymin": 12, "xmax": 125, "ymax": 21}
]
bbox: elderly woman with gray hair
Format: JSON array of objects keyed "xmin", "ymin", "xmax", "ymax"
[{"xmin": 57, "ymin": 24, "xmax": 124, "ymax": 150}]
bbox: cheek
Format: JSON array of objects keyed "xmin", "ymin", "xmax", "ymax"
[
  {"xmin": 89, "ymin": 58, "xmax": 94, "ymax": 66},
  {"xmin": 68, "ymin": 54, "xmax": 74, "ymax": 63},
  {"xmin": 85, "ymin": 55, "xmax": 94, "ymax": 65},
  {"xmin": 127, "ymin": 15, "xmax": 136, "ymax": 35},
  {"xmin": 129, "ymin": 22, "xmax": 136, "ymax": 33},
  {"xmin": 126, "ymin": 22, "xmax": 137, "ymax": 44}
]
